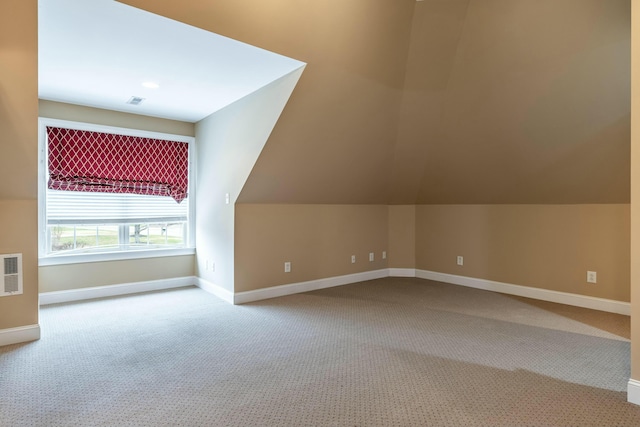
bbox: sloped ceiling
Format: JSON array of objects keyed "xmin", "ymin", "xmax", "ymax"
[
  {"xmin": 120, "ymin": 0, "xmax": 630, "ymax": 205},
  {"xmin": 399, "ymin": 0, "xmax": 630, "ymax": 204}
]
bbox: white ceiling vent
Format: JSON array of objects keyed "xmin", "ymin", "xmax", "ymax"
[
  {"xmin": 126, "ymin": 96, "xmax": 145, "ymax": 106},
  {"xmin": 1, "ymin": 253, "xmax": 23, "ymax": 297}
]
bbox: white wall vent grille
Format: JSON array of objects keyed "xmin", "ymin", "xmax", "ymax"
[{"xmin": 1, "ymin": 253, "xmax": 23, "ymax": 297}]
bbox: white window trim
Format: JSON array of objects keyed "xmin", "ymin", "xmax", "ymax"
[{"xmin": 38, "ymin": 117, "xmax": 196, "ymax": 266}]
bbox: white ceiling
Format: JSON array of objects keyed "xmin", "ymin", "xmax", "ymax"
[{"xmin": 38, "ymin": 0, "xmax": 305, "ymax": 122}]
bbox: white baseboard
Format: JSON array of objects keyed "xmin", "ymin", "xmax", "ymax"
[
  {"xmin": 195, "ymin": 277, "xmax": 234, "ymax": 304},
  {"xmin": 234, "ymin": 269, "xmax": 389, "ymax": 305},
  {"xmin": 39, "ymin": 276, "xmax": 196, "ymax": 305},
  {"xmin": 0, "ymin": 324, "xmax": 40, "ymax": 347},
  {"xmin": 388, "ymin": 268, "xmax": 416, "ymax": 278},
  {"xmin": 415, "ymin": 269, "xmax": 630, "ymax": 316},
  {"xmin": 37, "ymin": 268, "xmax": 629, "ymax": 316},
  {"xmin": 628, "ymin": 379, "xmax": 640, "ymax": 406}
]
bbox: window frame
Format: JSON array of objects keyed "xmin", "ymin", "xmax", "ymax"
[{"xmin": 38, "ymin": 118, "xmax": 196, "ymax": 266}]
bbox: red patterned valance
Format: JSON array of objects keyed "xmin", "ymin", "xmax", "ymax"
[{"xmin": 47, "ymin": 127, "xmax": 189, "ymax": 203}]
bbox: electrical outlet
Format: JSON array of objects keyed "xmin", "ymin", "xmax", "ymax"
[
  {"xmin": 457, "ymin": 256, "xmax": 464, "ymax": 266},
  {"xmin": 369, "ymin": 252, "xmax": 374, "ymax": 262},
  {"xmin": 382, "ymin": 251, "xmax": 387, "ymax": 259},
  {"xmin": 284, "ymin": 262, "xmax": 291, "ymax": 273},
  {"xmin": 351, "ymin": 255, "xmax": 356, "ymax": 264},
  {"xmin": 587, "ymin": 271, "xmax": 597, "ymax": 284}
]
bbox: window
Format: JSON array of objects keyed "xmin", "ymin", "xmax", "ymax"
[{"xmin": 38, "ymin": 118, "xmax": 195, "ymax": 265}]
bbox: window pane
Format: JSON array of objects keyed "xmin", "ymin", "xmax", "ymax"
[
  {"xmin": 128, "ymin": 223, "xmax": 185, "ymax": 247},
  {"xmin": 50, "ymin": 225, "xmax": 75, "ymax": 252},
  {"xmin": 147, "ymin": 224, "xmax": 166, "ymax": 245},
  {"xmin": 129, "ymin": 224, "xmax": 149, "ymax": 245},
  {"xmin": 166, "ymin": 223, "xmax": 185, "ymax": 245},
  {"xmin": 75, "ymin": 225, "xmax": 98, "ymax": 249},
  {"xmin": 96, "ymin": 225, "xmax": 119, "ymax": 248}
]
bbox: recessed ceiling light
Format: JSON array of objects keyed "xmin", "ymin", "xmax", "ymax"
[{"xmin": 142, "ymin": 81, "xmax": 159, "ymax": 89}]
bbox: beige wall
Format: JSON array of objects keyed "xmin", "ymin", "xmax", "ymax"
[
  {"xmin": 235, "ymin": 204, "xmax": 388, "ymax": 292},
  {"xmin": 38, "ymin": 101, "xmax": 196, "ymax": 292},
  {"xmin": 39, "ymin": 256, "xmax": 194, "ymax": 293},
  {"xmin": 39, "ymin": 100, "xmax": 195, "ymax": 136},
  {"xmin": 388, "ymin": 205, "xmax": 416, "ymax": 269},
  {"xmin": 0, "ymin": 201, "xmax": 39, "ymax": 329},
  {"xmin": 416, "ymin": 205, "xmax": 630, "ymax": 302},
  {"xmin": 0, "ymin": 1, "xmax": 38, "ymax": 330}
]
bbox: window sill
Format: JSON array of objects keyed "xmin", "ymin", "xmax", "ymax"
[{"xmin": 39, "ymin": 247, "xmax": 196, "ymax": 267}]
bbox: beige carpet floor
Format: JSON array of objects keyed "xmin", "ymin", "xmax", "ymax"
[{"xmin": 1, "ymin": 277, "xmax": 639, "ymax": 426}]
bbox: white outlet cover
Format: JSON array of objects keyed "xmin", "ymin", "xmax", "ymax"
[
  {"xmin": 351, "ymin": 255, "xmax": 356, "ymax": 264},
  {"xmin": 284, "ymin": 262, "xmax": 291, "ymax": 273},
  {"xmin": 457, "ymin": 256, "xmax": 464, "ymax": 266},
  {"xmin": 382, "ymin": 251, "xmax": 387, "ymax": 259},
  {"xmin": 369, "ymin": 252, "xmax": 374, "ymax": 262}
]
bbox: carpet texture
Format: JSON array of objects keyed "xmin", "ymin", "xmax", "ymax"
[{"xmin": 1, "ymin": 277, "xmax": 639, "ymax": 426}]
